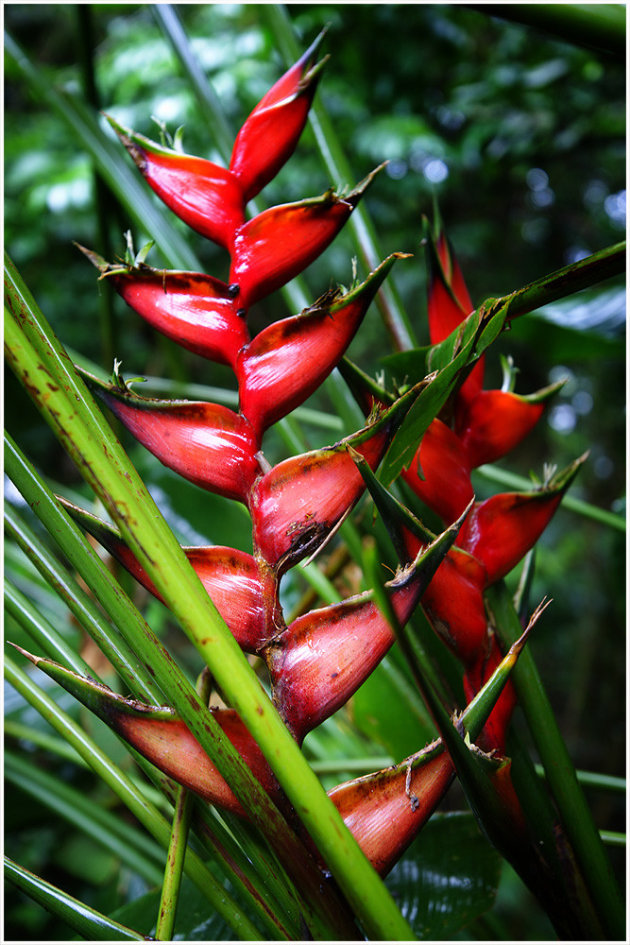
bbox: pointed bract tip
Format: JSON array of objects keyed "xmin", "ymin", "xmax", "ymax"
[
  {"xmin": 347, "ymin": 163, "xmax": 387, "ymax": 205},
  {"xmin": 7, "ymin": 642, "xmax": 39, "ymax": 665},
  {"xmin": 74, "ymin": 242, "xmax": 108, "ymax": 273},
  {"xmin": 511, "ymin": 596, "xmax": 553, "ymax": 656}
]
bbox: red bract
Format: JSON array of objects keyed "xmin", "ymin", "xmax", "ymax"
[
  {"xmin": 455, "ymin": 388, "xmax": 548, "ymax": 468},
  {"xmin": 328, "ymin": 748, "xmax": 454, "ymax": 876},
  {"xmin": 82, "ymin": 371, "xmax": 261, "ymax": 503},
  {"xmin": 427, "ymin": 227, "xmax": 482, "ymax": 405},
  {"xmin": 237, "ymin": 254, "xmax": 405, "ymax": 437},
  {"xmin": 109, "ymin": 118, "xmax": 245, "ymax": 251},
  {"xmin": 79, "ymin": 249, "xmax": 249, "ymax": 368},
  {"xmin": 249, "ymin": 387, "xmax": 418, "ymax": 571},
  {"xmin": 63, "ymin": 501, "xmax": 273, "ymax": 652},
  {"xmin": 266, "ymin": 526, "xmax": 458, "ymax": 741},
  {"xmin": 229, "ymin": 175, "xmax": 379, "ymax": 309},
  {"xmin": 229, "ymin": 32, "xmax": 326, "ymax": 202},
  {"xmin": 401, "ymin": 417, "xmax": 474, "ymax": 524}
]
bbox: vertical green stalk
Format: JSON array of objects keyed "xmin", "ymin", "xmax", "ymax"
[
  {"xmin": 156, "ymin": 669, "xmax": 212, "ymax": 941},
  {"xmin": 485, "ymin": 580, "xmax": 625, "ymax": 940}
]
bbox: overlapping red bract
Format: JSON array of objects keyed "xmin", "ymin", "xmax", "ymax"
[{"xmin": 70, "ymin": 40, "xmax": 577, "ymax": 872}]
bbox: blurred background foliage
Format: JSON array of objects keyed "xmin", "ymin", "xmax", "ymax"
[{"xmin": 4, "ymin": 3, "xmax": 626, "ymax": 940}]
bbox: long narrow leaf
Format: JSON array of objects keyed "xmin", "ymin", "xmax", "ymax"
[{"xmin": 4, "ymin": 857, "xmax": 146, "ymax": 942}]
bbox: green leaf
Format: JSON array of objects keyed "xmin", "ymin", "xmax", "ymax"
[
  {"xmin": 5, "ymin": 857, "xmax": 146, "ymax": 941},
  {"xmin": 387, "ymin": 812, "xmax": 502, "ymax": 939}
]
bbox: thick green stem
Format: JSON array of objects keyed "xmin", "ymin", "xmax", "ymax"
[
  {"xmin": 485, "ymin": 580, "xmax": 625, "ymax": 940},
  {"xmin": 5, "ymin": 253, "xmax": 414, "ymax": 940}
]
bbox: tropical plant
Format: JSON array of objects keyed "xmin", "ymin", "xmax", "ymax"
[{"xmin": 4, "ymin": 4, "xmax": 625, "ymax": 941}]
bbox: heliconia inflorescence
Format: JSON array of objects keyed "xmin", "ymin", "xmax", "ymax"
[{"xmin": 28, "ymin": 36, "xmax": 581, "ymax": 880}]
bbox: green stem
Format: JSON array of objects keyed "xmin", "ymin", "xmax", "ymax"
[
  {"xmin": 5, "ymin": 502, "xmax": 161, "ymax": 698},
  {"xmin": 600, "ymin": 831, "xmax": 626, "ymax": 848},
  {"xmin": 4, "ymin": 432, "xmax": 165, "ymax": 702},
  {"xmin": 4, "ymin": 656, "xmax": 263, "ymax": 941},
  {"xmin": 5, "ymin": 253, "xmax": 414, "ymax": 940},
  {"xmin": 499, "ymin": 241, "xmax": 625, "ymax": 320},
  {"xmin": 5, "ymin": 578, "xmax": 93, "ymax": 678},
  {"xmin": 534, "ymin": 764, "xmax": 626, "ymax": 794},
  {"xmin": 485, "ymin": 580, "xmax": 625, "ymax": 940},
  {"xmin": 156, "ymin": 669, "xmax": 212, "ymax": 941},
  {"xmin": 474, "ymin": 4, "xmax": 626, "ymax": 58},
  {"xmin": 4, "ymin": 857, "xmax": 145, "ymax": 942}
]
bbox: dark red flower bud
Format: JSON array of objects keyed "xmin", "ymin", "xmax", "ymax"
[
  {"xmin": 81, "ymin": 369, "xmax": 261, "ymax": 502},
  {"xmin": 78, "ymin": 248, "xmax": 249, "ymax": 368},
  {"xmin": 230, "ymin": 35, "xmax": 326, "ymax": 202},
  {"xmin": 237, "ymin": 255, "xmax": 405, "ymax": 437},
  {"xmin": 229, "ymin": 168, "xmax": 382, "ymax": 309},
  {"xmin": 455, "ymin": 383, "xmax": 563, "ymax": 468},
  {"xmin": 107, "ymin": 116, "xmax": 244, "ymax": 250},
  {"xmin": 401, "ymin": 417, "xmax": 474, "ymax": 524},
  {"xmin": 328, "ymin": 747, "xmax": 454, "ymax": 876}
]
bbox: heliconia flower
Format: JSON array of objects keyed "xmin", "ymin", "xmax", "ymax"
[
  {"xmin": 57, "ymin": 498, "xmax": 275, "ymax": 653},
  {"xmin": 353, "ymin": 449, "xmax": 582, "ymax": 751},
  {"xmin": 328, "ymin": 746, "xmax": 454, "ymax": 876},
  {"xmin": 454, "ymin": 383, "xmax": 565, "ymax": 469},
  {"xmin": 78, "ymin": 247, "xmax": 249, "ymax": 368},
  {"xmin": 423, "ymin": 217, "xmax": 562, "ymax": 471},
  {"xmin": 229, "ymin": 32, "xmax": 327, "ymax": 203},
  {"xmin": 265, "ymin": 520, "xmax": 461, "ymax": 741},
  {"xmin": 107, "ymin": 115, "xmax": 245, "ymax": 251},
  {"xmin": 237, "ymin": 254, "xmax": 407, "ymax": 437},
  {"xmin": 229, "ymin": 170, "xmax": 382, "ymax": 310},
  {"xmin": 13, "ymin": 625, "xmax": 528, "ymax": 874},
  {"xmin": 80, "ymin": 368, "xmax": 261, "ymax": 502},
  {"xmin": 248, "ymin": 383, "xmax": 422, "ymax": 571}
]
